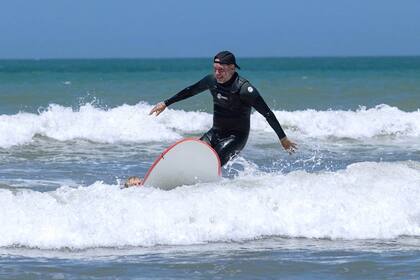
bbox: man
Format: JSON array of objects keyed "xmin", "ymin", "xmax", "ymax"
[
  {"xmin": 124, "ymin": 51, "xmax": 297, "ymax": 188},
  {"xmin": 150, "ymin": 51, "xmax": 297, "ymax": 165}
]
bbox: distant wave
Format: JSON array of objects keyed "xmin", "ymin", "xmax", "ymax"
[
  {"xmin": 1, "ymin": 161, "xmax": 419, "ymax": 249},
  {"xmin": 0, "ymin": 103, "xmax": 419, "ymax": 148}
]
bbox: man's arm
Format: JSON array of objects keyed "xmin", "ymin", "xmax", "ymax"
[
  {"xmin": 164, "ymin": 75, "xmax": 213, "ymax": 106},
  {"xmin": 150, "ymin": 75, "xmax": 213, "ymax": 116},
  {"xmin": 240, "ymin": 84, "xmax": 297, "ymax": 153}
]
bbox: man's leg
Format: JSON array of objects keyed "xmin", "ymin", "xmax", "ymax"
[{"xmin": 213, "ymin": 133, "xmax": 248, "ymax": 166}]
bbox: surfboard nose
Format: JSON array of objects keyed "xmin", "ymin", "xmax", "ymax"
[{"xmin": 142, "ymin": 138, "xmax": 221, "ymax": 190}]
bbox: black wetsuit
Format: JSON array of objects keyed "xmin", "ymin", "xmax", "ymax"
[{"xmin": 164, "ymin": 73, "xmax": 287, "ymax": 166}]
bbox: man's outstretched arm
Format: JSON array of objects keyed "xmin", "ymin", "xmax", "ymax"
[{"xmin": 150, "ymin": 75, "xmax": 213, "ymax": 116}]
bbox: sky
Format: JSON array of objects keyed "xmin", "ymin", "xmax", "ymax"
[{"xmin": 1, "ymin": 0, "xmax": 419, "ymax": 58}]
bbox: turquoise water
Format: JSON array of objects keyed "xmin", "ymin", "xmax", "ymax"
[
  {"xmin": 0, "ymin": 57, "xmax": 420, "ymax": 279},
  {"xmin": 1, "ymin": 57, "xmax": 419, "ymax": 113}
]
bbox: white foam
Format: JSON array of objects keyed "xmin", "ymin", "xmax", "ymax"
[
  {"xmin": 251, "ymin": 104, "xmax": 420, "ymax": 139},
  {"xmin": 0, "ymin": 103, "xmax": 211, "ymax": 148},
  {"xmin": 0, "ymin": 161, "xmax": 419, "ymax": 249},
  {"xmin": 0, "ymin": 103, "xmax": 419, "ymax": 148}
]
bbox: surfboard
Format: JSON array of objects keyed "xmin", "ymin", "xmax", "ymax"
[{"xmin": 142, "ymin": 138, "xmax": 221, "ymax": 190}]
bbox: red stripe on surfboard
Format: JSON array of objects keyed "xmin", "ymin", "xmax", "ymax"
[{"xmin": 141, "ymin": 138, "xmax": 221, "ymax": 186}]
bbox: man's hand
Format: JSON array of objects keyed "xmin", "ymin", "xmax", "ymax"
[
  {"xmin": 281, "ymin": 137, "xmax": 298, "ymax": 154},
  {"xmin": 149, "ymin": 102, "xmax": 167, "ymax": 116}
]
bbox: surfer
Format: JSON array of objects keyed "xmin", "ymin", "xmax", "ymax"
[
  {"xmin": 124, "ymin": 51, "xmax": 297, "ymax": 188},
  {"xmin": 150, "ymin": 51, "xmax": 297, "ymax": 164}
]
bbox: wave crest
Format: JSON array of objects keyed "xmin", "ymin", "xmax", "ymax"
[{"xmin": 0, "ymin": 103, "xmax": 419, "ymax": 148}]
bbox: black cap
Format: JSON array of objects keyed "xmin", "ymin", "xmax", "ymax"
[{"xmin": 214, "ymin": 51, "xmax": 240, "ymax": 69}]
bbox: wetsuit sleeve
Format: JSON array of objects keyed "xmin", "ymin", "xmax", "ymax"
[
  {"xmin": 240, "ymin": 84, "xmax": 287, "ymax": 140},
  {"xmin": 164, "ymin": 75, "xmax": 213, "ymax": 106}
]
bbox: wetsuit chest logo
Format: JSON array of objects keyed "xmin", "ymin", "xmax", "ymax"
[{"xmin": 216, "ymin": 93, "xmax": 228, "ymax": 101}]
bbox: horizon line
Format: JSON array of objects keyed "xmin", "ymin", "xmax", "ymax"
[{"xmin": 1, "ymin": 54, "xmax": 420, "ymax": 61}]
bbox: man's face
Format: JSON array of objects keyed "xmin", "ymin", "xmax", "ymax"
[{"xmin": 213, "ymin": 62, "xmax": 235, "ymax": 83}]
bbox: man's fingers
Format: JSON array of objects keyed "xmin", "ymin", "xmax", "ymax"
[
  {"xmin": 149, "ymin": 106, "xmax": 157, "ymax": 115},
  {"xmin": 149, "ymin": 106, "xmax": 161, "ymax": 116},
  {"xmin": 149, "ymin": 102, "xmax": 166, "ymax": 116},
  {"xmin": 281, "ymin": 139, "xmax": 298, "ymax": 154},
  {"xmin": 286, "ymin": 140, "xmax": 297, "ymax": 149}
]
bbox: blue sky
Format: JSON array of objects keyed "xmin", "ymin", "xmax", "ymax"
[{"xmin": 1, "ymin": 0, "xmax": 419, "ymax": 58}]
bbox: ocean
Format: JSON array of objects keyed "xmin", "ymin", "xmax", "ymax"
[{"xmin": 0, "ymin": 57, "xmax": 420, "ymax": 279}]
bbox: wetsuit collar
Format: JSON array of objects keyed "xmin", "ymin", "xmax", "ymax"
[{"xmin": 218, "ymin": 72, "xmax": 238, "ymax": 87}]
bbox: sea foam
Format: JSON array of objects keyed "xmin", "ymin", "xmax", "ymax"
[
  {"xmin": 1, "ymin": 161, "xmax": 419, "ymax": 249},
  {"xmin": 0, "ymin": 103, "xmax": 210, "ymax": 148},
  {"xmin": 252, "ymin": 104, "xmax": 420, "ymax": 139},
  {"xmin": 0, "ymin": 103, "xmax": 419, "ymax": 148}
]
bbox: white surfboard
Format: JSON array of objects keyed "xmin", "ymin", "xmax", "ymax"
[{"xmin": 142, "ymin": 138, "xmax": 221, "ymax": 190}]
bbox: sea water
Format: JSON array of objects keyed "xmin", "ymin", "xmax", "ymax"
[{"xmin": 0, "ymin": 57, "xmax": 420, "ymax": 279}]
